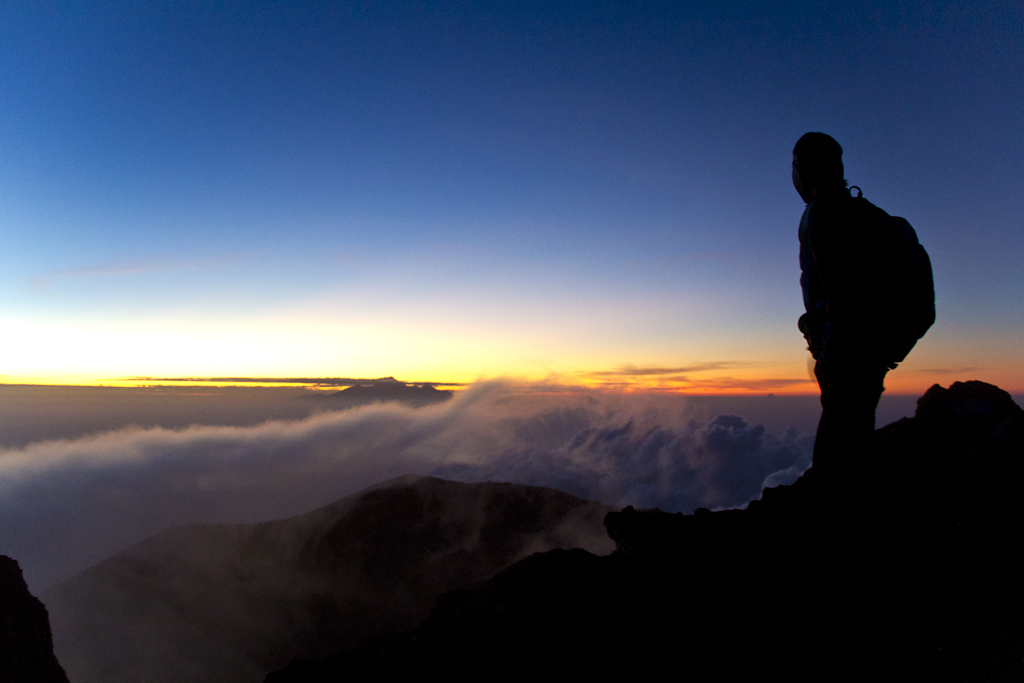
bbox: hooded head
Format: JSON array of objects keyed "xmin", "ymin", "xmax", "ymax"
[{"xmin": 792, "ymin": 132, "xmax": 846, "ymax": 202}]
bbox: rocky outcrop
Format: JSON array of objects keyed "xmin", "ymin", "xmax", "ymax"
[
  {"xmin": 267, "ymin": 381, "xmax": 1024, "ymax": 681},
  {"xmin": 0, "ymin": 556, "xmax": 69, "ymax": 683}
]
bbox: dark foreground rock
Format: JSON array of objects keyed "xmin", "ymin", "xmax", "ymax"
[
  {"xmin": 0, "ymin": 556, "xmax": 69, "ymax": 683},
  {"xmin": 268, "ymin": 381, "xmax": 1024, "ymax": 681}
]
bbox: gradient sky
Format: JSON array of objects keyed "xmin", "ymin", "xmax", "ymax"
[{"xmin": 1, "ymin": 1, "xmax": 1021, "ymax": 393}]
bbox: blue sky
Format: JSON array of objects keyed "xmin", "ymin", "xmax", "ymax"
[{"xmin": 1, "ymin": 1, "xmax": 1021, "ymax": 391}]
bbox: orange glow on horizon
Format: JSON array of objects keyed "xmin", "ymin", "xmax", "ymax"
[
  {"xmin": 2, "ymin": 350, "xmax": 1020, "ymax": 397},
  {"xmin": 8, "ymin": 367, "xmax": 1013, "ymax": 397}
]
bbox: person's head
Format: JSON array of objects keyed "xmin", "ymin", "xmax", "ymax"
[{"xmin": 792, "ymin": 132, "xmax": 846, "ymax": 202}]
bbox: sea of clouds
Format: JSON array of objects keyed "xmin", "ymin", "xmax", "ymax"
[{"xmin": 0, "ymin": 382, "xmax": 814, "ymax": 592}]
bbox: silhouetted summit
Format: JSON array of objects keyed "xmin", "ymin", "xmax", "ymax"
[
  {"xmin": 915, "ymin": 379, "xmax": 1021, "ymax": 420},
  {"xmin": 268, "ymin": 380, "xmax": 1024, "ymax": 681},
  {"xmin": 315, "ymin": 380, "xmax": 453, "ymax": 407}
]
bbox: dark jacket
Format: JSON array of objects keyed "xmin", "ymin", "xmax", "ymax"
[{"xmin": 798, "ymin": 188, "xmax": 894, "ymax": 363}]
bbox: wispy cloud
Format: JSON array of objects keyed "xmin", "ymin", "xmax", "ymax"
[
  {"xmin": 915, "ymin": 367, "xmax": 982, "ymax": 375},
  {"xmin": 30, "ymin": 255, "xmax": 245, "ymax": 290},
  {"xmin": 559, "ymin": 363, "xmax": 813, "ymax": 393},
  {"xmin": 670, "ymin": 377, "xmax": 814, "ymax": 391},
  {"xmin": 120, "ymin": 376, "xmax": 466, "ymax": 387},
  {"xmin": 581, "ymin": 378, "xmax": 814, "ymax": 393},
  {"xmin": 585, "ymin": 362, "xmax": 747, "ymax": 377}
]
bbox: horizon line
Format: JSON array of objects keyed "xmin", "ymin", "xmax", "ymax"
[
  {"xmin": 121, "ymin": 376, "xmax": 468, "ymax": 387},
  {"xmin": 0, "ymin": 380, "xmax": 991, "ymax": 399}
]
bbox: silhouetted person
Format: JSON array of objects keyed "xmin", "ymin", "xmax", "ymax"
[{"xmin": 793, "ymin": 133, "xmax": 933, "ymax": 494}]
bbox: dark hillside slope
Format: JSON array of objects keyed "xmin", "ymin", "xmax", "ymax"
[
  {"xmin": 44, "ymin": 477, "xmax": 612, "ymax": 683},
  {"xmin": 0, "ymin": 556, "xmax": 69, "ymax": 683},
  {"xmin": 269, "ymin": 381, "xmax": 1024, "ymax": 681}
]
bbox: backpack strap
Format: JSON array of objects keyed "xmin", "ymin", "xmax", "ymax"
[{"xmin": 849, "ymin": 185, "xmax": 863, "ymax": 198}]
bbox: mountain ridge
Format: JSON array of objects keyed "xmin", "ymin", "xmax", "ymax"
[{"xmin": 42, "ymin": 476, "xmax": 612, "ymax": 683}]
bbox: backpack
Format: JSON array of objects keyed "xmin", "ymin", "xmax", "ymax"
[{"xmin": 851, "ymin": 187, "xmax": 935, "ymax": 365}]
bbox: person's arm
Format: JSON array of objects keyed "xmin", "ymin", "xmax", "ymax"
[
  {"xmin": 805, "ymin": 197, "xmax": 867, "ymax": 352},
  {"xmin": 798, "ymin": 210, "xmax": 826, "ymax": 359}
]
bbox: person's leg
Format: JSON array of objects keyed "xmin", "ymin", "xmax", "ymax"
[
  {"xmin": 810, "ymin": 358, "xmax": 889, "ymax": 672},
  {"xmin": 812, "ymin": 358, "xmax": 887, "ymax": 489}
]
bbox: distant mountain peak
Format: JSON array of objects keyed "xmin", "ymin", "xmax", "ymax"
[{"xmin": 312, "ymin": 381, "xmax": 454, "ymax": 408}]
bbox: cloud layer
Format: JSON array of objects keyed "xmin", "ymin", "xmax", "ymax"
[{"xmin": 0, "ymin": 383, "xmax": 812, "ymax": 591}]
